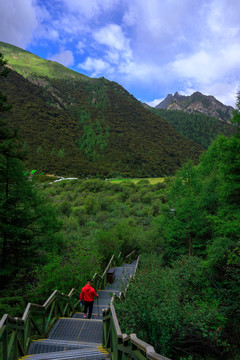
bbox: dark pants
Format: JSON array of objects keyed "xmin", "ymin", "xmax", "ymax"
[{"xmin": 84, "ymin": 301, "xmax": 93, "ymax": 319}]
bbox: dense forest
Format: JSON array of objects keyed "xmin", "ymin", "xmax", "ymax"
[
  {"xmin": 150, "ymin": 107, "xmax": 235, "ymax": 149},
  {"xmin": 0, "ymin": 41, "xmax": 203, "ymax": 177},
  {"xmin": 1, "ymin": 51, "xmax": 240, "ymax": 360}
]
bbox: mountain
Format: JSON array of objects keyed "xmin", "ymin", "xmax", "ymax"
[
  {"xmin": 0, "ymin": 41, "xmax": 203, "ymax": 177},
  {"xmin": 156, "ymin": 91, "xmax": 234, "ymax": 122},
  {"xmin": 150, "ymin": 107, "xmax": 235, "ymax": 150}
]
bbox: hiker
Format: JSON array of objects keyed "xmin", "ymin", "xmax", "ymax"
[{"xmin": 80, "ymin": 280, "xmax": 99, "ymax": 319}]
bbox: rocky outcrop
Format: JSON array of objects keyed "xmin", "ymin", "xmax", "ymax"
[{"xmin": 156, "ymin": 91, "xmax": 233, "ymax": 122}]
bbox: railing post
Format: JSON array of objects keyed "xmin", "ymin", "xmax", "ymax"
[{"xmin": 2, "ymin": 329, "xmax": 8, "ymax": 360}]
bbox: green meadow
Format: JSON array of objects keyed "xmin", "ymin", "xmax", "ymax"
[{"xmin": 108, "ymin": 177, "xmax": 165, "ymax": 184}]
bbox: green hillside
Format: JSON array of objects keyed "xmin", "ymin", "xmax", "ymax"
[
  {"xmin": 0, "ymin": 41, "xmax": 88, "ymax": 80},
  {"xmin": 0, "ymin": 42, "xmax": 203, "ymax": 177},
  {"xmin": 150, "ymin": 107, "xmax": 235, "ymax": 149}
]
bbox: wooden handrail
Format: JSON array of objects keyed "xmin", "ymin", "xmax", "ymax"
[
  {"xmin": 125, "ymin": 250, "xmax": 135, "ymax": 259},
  {"xmin": 0, "ymin": 287, "xmax": 81, "ymax": 360},
  {"xmin": 103, "ymin": 304, "xmax": 171, "ymax": 360},
  {"xmin": 92, "ymin": 254, "xmax": 115, "ymax": 291},
  {"xmin": 109, "ymin": 304, "xmax": 122, "ymax": 337},
  {"xmin": 132, "ymin": 255, "xmax": 140, "ymax": 278},
  {"xmin": 102, "ymin": 255, "xmax": 171, "ymax": 360},
  {"xmin": 130, "ymin": 334, "xmax": 169, "ymax": 360},
  {"xmin": 43, "ymin": 289, "xmax": 59, "ymax": 307},
  {"xmin": 68, "ymin": 288, "xmax": 80, "ymax": 298},
  {"xmin": 102, "ymin": 254, "xmax": 115, "ymax": 279},
  {"xmin": 22, "ymin": 303, "xmax": 44, "ymax": 320},
  {"xmin": 0, "ymin": 252, "xmax": 140, "ymax": 360}
]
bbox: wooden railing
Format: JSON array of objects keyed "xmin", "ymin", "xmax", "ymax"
[
  {"xmin": 124, "ymin": 250, "xmax": 137, "ymax": 264},
  {"xmin": 0, "ymin": 252, "xmax": 117, "ymax": 360},
  {"xmin": 1, "ymin": 251, "xmax": 163, "ymax": 360},
  {"xmin": 91, "ymin": 251, "xmax": 137, "ymax": 290},
  {"xmin": 0, "ymin": 288, "xmax": 80, "ymax": 360},
  {"xmin": 102, "ymin": 255, "xmax": 171, "ymax": 360},
  {"xmin": 92, "ymin": 254, "xmax": 115, "ymax": 290},
  {"xmin": 102, "ymin": 305, "xmax": 170, "ymax": 360}
]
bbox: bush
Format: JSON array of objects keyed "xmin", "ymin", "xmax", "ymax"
[
  {"xmin": 0, "ymin": 296, "xmax": 25, "ymax": 318},
  {"xmin": 59, "ymin": 200, "xmax": 72, "ymax": 216},
  {"xmin": 115, "ymin": 254, "xmax": 227, "ymax": 359},
  {"xmin": 28, "ymin": 243, "xmax": 101, "ymax": 302},
  {"xmin": 84, "ymin": 195, "xmax": 100, "ymax": 214}
]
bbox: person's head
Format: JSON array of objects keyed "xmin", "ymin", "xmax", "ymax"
[{"xmin": 87, "ymin": 280, "xmax": 92, "ymax": 285}]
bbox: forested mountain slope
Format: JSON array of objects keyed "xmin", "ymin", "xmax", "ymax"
[
  {"xmin": 0, "ymin": 41, "xmax": 202, "ymax": 177},
  {"xmin": 150, "ymin": 107, "xmax": 235, "ymax": 149}
]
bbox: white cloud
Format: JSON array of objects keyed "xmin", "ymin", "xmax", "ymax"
[
  {"xmin": 76, "ymin": 41, "xmax": 85, "ymax": 54},
  {"xmin": 122, "ymin": 6, "xmax": 138, "ymax": 27},
  {"xmin": 61, "ymin": 0, "xmax": 120, "ymax": 19},
  {"xmin": 49, "ymin": 49, "xmax": 74, "ymax": 67},
  {"xmin": 93, "ymin": 24, "xmax": 130, "ymax": 51},
  {"xmin": 0, "ymin": 0, "xmax": 38, "ymax": 47},
  {"xmin": 172, "ymin": 51, "xmax": 217, "ymax": 83},
  {"xmin": 198, "ymin": 83, "xmax": 239, "ymax": 107},
  {"xmin": 48, "ymin": 30, "xmax": 59, "ymax": 41},
  {"xmin": 1, "ymin": 0, "xmax": 239, "ymax": 108},
  {"xmin": 146, "ymin": 98, "xmax": 164, "ymax": 107},
  {"xmin": 105, "ymin": 50, "xmax": 120, "ymax": 64},
  {"xmin": 78, "ymin": 57, "xmax": 111, "ymax": 76}
]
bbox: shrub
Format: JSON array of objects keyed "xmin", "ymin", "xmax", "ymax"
[
  {"xmin": 115, "ymin": 254, "xmax": 227, "ymax": 359},
  {"xmin": 28, "ymin": 243, "xmax": 101, "ymax": 302},
  {"xmin": 59, "ymin": 200, "xmax": 72, "ymax": 216},
  {"xmin": 0, "ymin": 296, "xmax": 25, "ymax": 318}
]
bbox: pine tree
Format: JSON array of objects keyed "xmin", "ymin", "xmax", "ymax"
[{"xmin": 0, "ymin": 53, "xmax": 61, "ymax": 287}]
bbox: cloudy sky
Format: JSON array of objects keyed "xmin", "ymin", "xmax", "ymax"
[{"xmin": 1, "ymin": 0, "xmax": 240, "ymax": 106}]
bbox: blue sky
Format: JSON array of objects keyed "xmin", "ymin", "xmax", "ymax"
[{"xmin": 1, "ymin": 0, "xmax": 240, "ymax": 106}]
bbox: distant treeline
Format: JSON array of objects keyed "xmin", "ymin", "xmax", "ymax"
[{"xmin": 150, "ymin": 107, "xmax": 235, "ymax": 149}]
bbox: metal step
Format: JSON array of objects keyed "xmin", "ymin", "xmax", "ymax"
[
  {"xmin": 97, "ymin": 290, "xmax": 116, "ymax": 306},
  {"xmin": 49, "ymin": 318, "xmax": 103, "ymax": 343},
  {"xmin": 92, "ymin": 304, "xmax": 108, "ymax": 314},
  {"xmin": 22, "ymin": 262, "xmax": 136, "ymax": 360},
  {"xmin": 28, "ymin": 339, "xmax": 101, "ymax": 354},
  {"xmin": 73, "ymin": 313, "xmax": 102, "ymax": 320},
  {"xmin": 20, "ymin": 348, "xmax": 109, "ymax": 360}
]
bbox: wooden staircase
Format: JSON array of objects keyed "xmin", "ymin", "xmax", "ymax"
[{"xmin": 18, "ymin": 263, "xmax": 137, "ymax": 360}]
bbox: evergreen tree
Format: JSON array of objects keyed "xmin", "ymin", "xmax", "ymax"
[
  {"xmin": 0, "ymin": 53, "xmax": 61, "ymax": 287},
  {"xmin": 0, "ymin": 52, "xmax": 11, "ymax": 113}
]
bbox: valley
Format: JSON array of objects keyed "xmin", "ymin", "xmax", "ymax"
[{"xmin": 0, "ymin": 44, "xmax": 240, "ymax": 360}]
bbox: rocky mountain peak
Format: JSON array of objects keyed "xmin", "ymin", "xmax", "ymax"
[{"xmin": 156, "ymin": 91, "xmax": 233, "ymax": 122}]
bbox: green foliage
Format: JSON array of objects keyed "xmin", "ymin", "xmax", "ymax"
[
  {"xmin": 36, "ymin": 145, "xmax": 43, "ymax": 154},
  {"xmin": 0, "ymin": 296, "xmax": 25, "ymax": 318},
  {"xmin": 0, "ymin": 53, "xmax": 63, "ymax": 316},
  {"xmin": 29, "ymin": 241, "xmax": 101, "ymax": 302},
  {"xmin": 115, "ymin": 254, "xmax": 226, "ymax": 359},
  {"xmin": 1, "ymin": 45, "xmax": 239, "ymax": 360},
  {"xmin": 0, "ymin": 52, "xmax": 12, "ymax": 112},
  {"xmin": 77, "ymin": 115, "xmax": 110, "ymax": 161},
  {"xmin": 0, "ymin": 42, "xmax": 202, "ymax": 177},
  {"xmin": 87, "ymin": 77, "xmax": 111, "ymax": 110},
  {"xmin": 34, "ymin": 179, "xmax": 166, "ymax": 270},
  {"xmin": 151, "ymin": 107, "xmax": 234, "ymax": 149},
  {"xmin": 0, "ymin": 41, "xmax": 88, "ymax": 81},
  {"xmin": 230, "ymin": 91, "xmax": 240, "ymax": 133},
  {"xmin": 58, "ymin": 148, "xmax": 65, "ymax": 158},
  {"xmin": 157, "ymin": 161, "xmax": 208, "ymax": 258},
  {"xmin": 78, "ymin": 110, "xmax": 91, "ymax": 125}
]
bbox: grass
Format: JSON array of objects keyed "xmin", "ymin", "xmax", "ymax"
[
  {"xmin": 109, "ymin": 177, "xmax": 165, "ymax": 184},
  {"xmin": 0, "ymin": 41, "xmax": 88, "ymax": 80}
]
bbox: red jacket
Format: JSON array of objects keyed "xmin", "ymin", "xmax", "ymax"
[{"xmin": 80, "ymin": 284, "xmax": 98, "ymax": 302}]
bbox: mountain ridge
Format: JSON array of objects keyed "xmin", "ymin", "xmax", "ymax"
[
  {"xmin": 0, "ymin": 42, "xmax": 203, "ymax": 177},
  {"xmin": 156, "ymin": 91, "xmax": 233, "ymax": 122}
]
